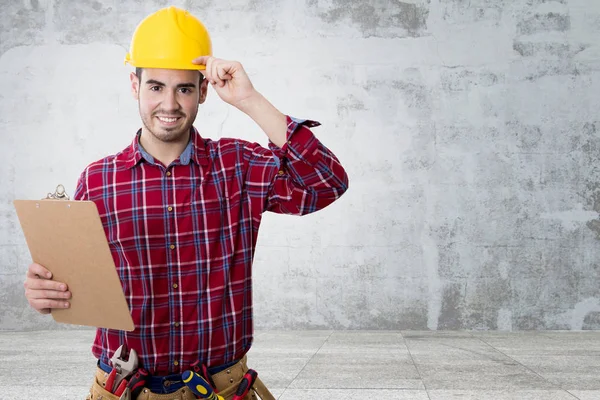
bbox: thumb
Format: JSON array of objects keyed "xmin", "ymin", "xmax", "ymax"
[{"xmin": 28, "ymin": 263, "xmax": 52, "ymax": 279}]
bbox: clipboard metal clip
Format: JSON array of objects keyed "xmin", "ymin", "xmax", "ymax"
[{"xmin": 45, "ymin": 184, "xmax": 70, "ymax": 201}]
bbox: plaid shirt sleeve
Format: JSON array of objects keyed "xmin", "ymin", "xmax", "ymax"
[
  {"xmin": 245, "ymin": 115, "xmax": 349, "ymax": 215},
  {"xmin": 73, "ymin": 170, "xmax": 88, "ymax": 201}
]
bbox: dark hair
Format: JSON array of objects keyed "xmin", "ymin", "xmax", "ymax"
[
  {"xmin": 135, "ymin": 67, "xmax": 204, "ymax": 85},
  {"xmin": 135, "ymin": 67, "xmax": 143, "ymax": 82}
]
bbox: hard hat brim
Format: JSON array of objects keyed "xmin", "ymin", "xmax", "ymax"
[{"xmin": 125, "ymin": 54, "xmax": 208, "ymax": 70}]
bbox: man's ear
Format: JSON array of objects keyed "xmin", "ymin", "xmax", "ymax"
[
  {"xmin": 130, "ymin": 72, "xmax": 140, "ymax": 100},
  {"xmin": 199, "ymin": 76, "xmax": 209, "ymax": 104}
]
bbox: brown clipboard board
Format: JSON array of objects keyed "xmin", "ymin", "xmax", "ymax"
[{"xmin": 13, "ymin": 185, "xmax": 135, "ymax": 331}]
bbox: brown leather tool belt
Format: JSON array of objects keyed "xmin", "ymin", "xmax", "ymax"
[{"xmin": 86, "ymin": 355, "xmax": 275, "ymax": 400}]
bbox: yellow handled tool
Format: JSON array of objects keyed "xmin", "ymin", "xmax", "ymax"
[{"xmin": 182, "ymin": 370, "xmax": 224, "ymax": 400}]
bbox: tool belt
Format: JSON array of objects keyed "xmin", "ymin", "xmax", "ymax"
[{"xmin": 86, "ymin": 355, "xmax": 275, "ymax": 400}]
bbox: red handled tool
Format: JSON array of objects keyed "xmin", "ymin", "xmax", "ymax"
[
  {"xmin": 114, "ymin": 378, "xmax": 128, "ymax": 397},
  {"xmin": 232, "ymin": 369, "xmax": 258, "ymax": 400},
  {"xmin": 117, "ymin": 387, "xmax": 131, "ymax": 400},
  {"xmin": 104, "ymin": 368, "xmax": 117, "ymax": 393},
  {"xmin": 126, "ymin": 367, "xmax": 150, "ymax": 398}
]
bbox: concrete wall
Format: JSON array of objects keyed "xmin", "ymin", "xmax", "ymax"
[{"xmin": 1, "ymin": 0, "xmax": 600, "ymax": 331}]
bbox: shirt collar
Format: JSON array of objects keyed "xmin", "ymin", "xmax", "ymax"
[{"xmin": 124, "ymin": 127, "xmax": 209, "ymax": 169}]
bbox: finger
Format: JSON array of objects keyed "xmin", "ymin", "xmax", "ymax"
[
  {"xmin": 26, "ymin": 288, "xmax": 71, "ymax": 300},
  {"xmin": 199, "ymin": 68, "xmax": 211, "ymax": 84},
  {"xmin": 216, "ymin": 65, "xmax": 232, "ymax": 87},
  {"xmin": 27, "ymin": 263, "xmax": 52, "ymax": 279},
  {"xmin": 211, "ymin": 60, "xmax": 223, "ymax": 87},
  {"xmin": 192, "ymin": 55, "xmax": 210, "ymax": 66},
  {"xmin": 25, "ymin": 278, "xmax": 68, "ymax": 292},
  {"xmin": 205, "ymin": 57, "xmax": 215, "ymax": 85},
  {"xmin": 29, "ymin": 298, "xmax": 70, "ymax": 311}
]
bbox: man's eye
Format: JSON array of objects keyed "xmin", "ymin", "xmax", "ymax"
[
  {"xmin": 179, "ymin": 88, "xmax": 192, "ymax": 94},
  {"xmin": 150, "ymin": 86, "xmax": 161, "ymax": 91}
]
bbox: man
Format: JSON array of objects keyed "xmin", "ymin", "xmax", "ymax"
[{"xmin": 22, "ymin": 6, "xmax": 348, "ymax": 400}]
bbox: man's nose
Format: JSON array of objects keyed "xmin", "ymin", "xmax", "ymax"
[{"xmin": 162, "ymin": 90, "xmax": 179, "ymax": 111}]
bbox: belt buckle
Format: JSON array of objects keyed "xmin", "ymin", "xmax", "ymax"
[{"xmin": 161, "ymin": 374, "xmax": 182, "ymax": 389}]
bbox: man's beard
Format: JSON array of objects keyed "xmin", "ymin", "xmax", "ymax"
[{"xmin": 140, "ymin": 107, "xmax": 197, "ymax": 143}]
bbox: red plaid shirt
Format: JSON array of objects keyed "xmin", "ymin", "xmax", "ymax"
[{"xmin": 73, "ymin": 116, "xmax": 348, "ymax": 374}]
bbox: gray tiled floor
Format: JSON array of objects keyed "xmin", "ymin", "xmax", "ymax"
[{"xmin": 0, "ymin": 330, "xmax": 599, "ymax": 399}]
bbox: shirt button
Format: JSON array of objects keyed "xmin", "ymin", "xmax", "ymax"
[
  {"xmin": 170, "ymin": 244, "xmax": 175, "ymax": 250},
  {"xmin": 278, "ymin": 170, "xmax": 284, "ymax": 175},
  {"xmin": 166, "ymin": 171, "xmax": 172, "ymax": 176},
  {"xmin": 173, "ymin": 283, "xmax": 178, "ymax": 289},
  {"xmin": 174, "ymin": 322, "xmax": 180, "ymax": 327},
  {"xmin": 173, "ymin": 361, "xmax": 179, "ymax": 366},
  {"xmin": 168, "ymin": 206, "xmax": 173, "ymax": 212}
]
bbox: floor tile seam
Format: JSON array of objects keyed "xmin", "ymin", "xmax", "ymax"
[
  {"xmin": 0, "ymin": 384, "xmax": 90, "ymax": 388},
  {"xmin": 400, "ymin": 331, "xmax": 432, "ymax": 400},
  {"xmin": 564, "ymin": 389, "xmax": 583, "ymax": 400},
  {"xmin": 277, "ymin": 329, "xmax": 334, "ymax": 399},
  {"xmin": 286, "ymin": 386, "xmax": 429, "ymax": 390},
  {"xmin": 474, "ymin": 334, "xmax": 581, "ymax": 399}
]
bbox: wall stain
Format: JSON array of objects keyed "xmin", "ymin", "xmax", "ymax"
[
  {"xmin": 0, "ymin": 2, "xmax": 46, "ymax": 55},
  {"xmin": 583, "ymin": 311, "xmax": 600, "ymax": 330},
  {"xmin": 517, "ymin": 12, "xmax": 570, "ymax": 36},
  {"xmin": 441, "ymin": 0, "xmax": 503, "ymax": 25},
  {"xmin": 437, "ymin": 283, "xmax": 465, "ymax": 329},
  {"xmin": 440, "ymin": 68, "xmax": 502, "ymax": 92},
  {"xmin": 513, "ymin": 42, "xmax": 587, "ymax": 58},
  {"xmin": 586, "ymin": 220, "xmax": 600, "ymax": 240},
  {"xmin": 521, "ymin": 60, "xmax": 579, "ymax": 81},
  {"xmin": 579, "ymin": 122, "xmax": 600, "ymax": 239},
  {"xmin": 525, "ymin": 0, "xmax": 566, "ymax": 4},
  {"xmin": 316, "ymin": 0, "xmax": 430, "ymax": 38},
  {"xmin": 337, "ymin": 94, "xmax": 366, "ymax": 117}
]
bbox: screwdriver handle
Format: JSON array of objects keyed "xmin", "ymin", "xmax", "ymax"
[
  {"xmin": 192, "ymin": 362, "xmax": 218, "ymax": 391},
  {"xmin": 182, "ymin": 370, "xmax": 224, "ymax": 400},
  {"xmin": 233, "ymin": 369, "xmax": 258, "ymax": 400},
  {"xmin": 127, "ymin": 367, "xmax": 150, "ymax": 398}
]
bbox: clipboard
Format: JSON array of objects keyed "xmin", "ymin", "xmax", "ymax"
[{"xmin": 13, "ymin": 185, "xmax": 135, "ymax": 331}]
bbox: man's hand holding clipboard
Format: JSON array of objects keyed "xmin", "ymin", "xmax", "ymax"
[
  {"xmin": 14, "ymin": 184, "xmax": 135, "ymax": 331},
  {"xmin": 24, "ymin": 262, "xmax": 71, "ymax": 315}
]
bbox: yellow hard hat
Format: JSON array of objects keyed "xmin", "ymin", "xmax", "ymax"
[{"xmin": 125, "ymin": 6, "xmax": 212, "ymax": 70}]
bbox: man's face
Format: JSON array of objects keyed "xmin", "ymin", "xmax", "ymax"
[{"xmin": 130, "ymin": 68, "xmax": 208, "ymax": 143}]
